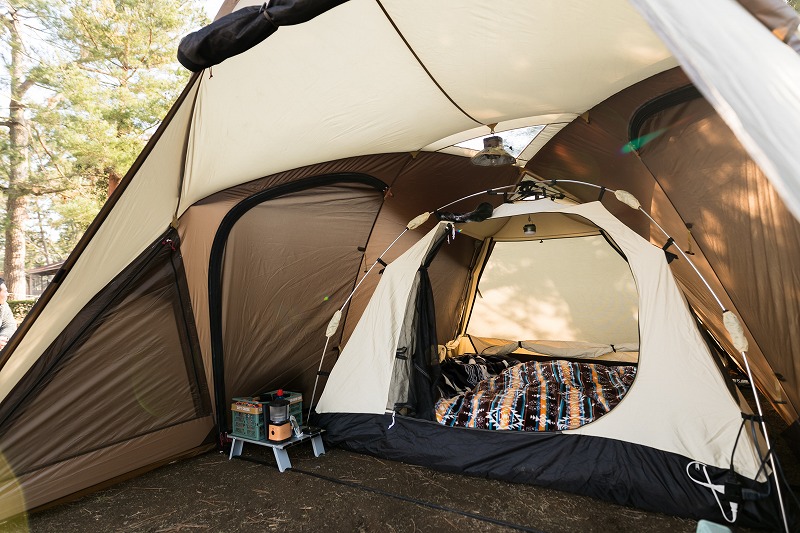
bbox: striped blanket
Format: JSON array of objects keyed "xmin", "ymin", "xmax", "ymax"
[{"xmin": 435, "ymin": 361, "xmax": 636, "ymax": 431}]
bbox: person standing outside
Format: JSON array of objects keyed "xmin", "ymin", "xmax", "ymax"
[{"xmin": 0, "ymin": 278, "xmax": 17, "ymax": 349}]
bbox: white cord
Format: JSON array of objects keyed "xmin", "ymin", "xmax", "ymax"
[{"xmin": 686, "ymin": 461, "xmax": 738, "ymax": 523}]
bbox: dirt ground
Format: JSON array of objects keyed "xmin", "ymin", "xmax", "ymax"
[{"xmin": 4, "ymin": 391, "xmax": 799, "ymax": 533}]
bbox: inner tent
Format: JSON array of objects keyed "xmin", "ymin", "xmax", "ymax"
[
  {"xmin": 315, "ymin": 200, "xmax": 768, "ymax": 524},
  {"xmin": 390, "ymin": 209, "xmax": 643, "ymax": 431}
]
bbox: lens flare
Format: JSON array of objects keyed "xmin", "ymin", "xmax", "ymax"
[
  {"xmin": 0, "ymin": 452, "xmax": 28, "ymax": 530},
  {"xmin": 621, "ymin": 129, "xmax": 667, "ymax": 154}
]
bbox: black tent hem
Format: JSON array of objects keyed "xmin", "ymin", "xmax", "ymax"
[{"xmin": 316, "ymin": 412, "xmax": 786, "ymax": 530}]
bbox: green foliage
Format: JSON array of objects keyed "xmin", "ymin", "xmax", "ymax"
[
  {"xmin": 0, "ymin": 0, "xmax": 208, "ymax": 281},
  {"xmin": 51, "ymin": 194, "xmax": 104, "ymax": 258},
  {"xmin": 8, "ymin": 299, "xmax": 36, "ymax": 320},
  {"xmin": 38, "ymin": 0, "xmax": 207, "ymax": 191}
]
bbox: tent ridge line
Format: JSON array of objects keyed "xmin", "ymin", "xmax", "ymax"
[{"xmin": 374, "ymin": 0, "xmax": 483, "ymax": 128}]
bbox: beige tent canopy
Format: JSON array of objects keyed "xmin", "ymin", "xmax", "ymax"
[{"xmin": 0, "ymin": 0, "xmax": 799, "ymax": 528}]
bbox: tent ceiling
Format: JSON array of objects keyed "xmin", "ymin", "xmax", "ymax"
[
  {"xmin": 179, "ymin": 0, "xmax": 677, "ymax": 212},
  {"xmin": 381, "ymin": 1, "xmax": 677, "ymax": 122}
]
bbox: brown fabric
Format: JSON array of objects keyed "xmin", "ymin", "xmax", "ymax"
[
  {"xmin": 179, "ymin": 154, "xmax": 410, "ymax": 410},
  {"xmin": 637, "ymin": 97, "xmax": 800, "ymax": 415},
  {"xmin": 178, "ymin": 153, "xmax": 518, "ymax": 410},
  {"xmin": 0, "ymin": 230, "xmax": 211, "ymax": 514},
  {"xmin": 0, "ymin": 417, "xmax": 212, "ymax": 516},
  {"xmin": 341, "ymin": 152, "xmax": 521, "ymax": 345},
  {"xmin": 737, "ymin": 0, "xmax": 800, "ymax": 51},
  {"xmin": 528, "ymin": 67, "xmax": 799, "ymax": 422},
  {"xmin": 218, "ymin": 182, "xmax": 384, "ymax": 411},
  {"xmin": 428, "ymin": 232, "xmax": 482, "ymax": 345},
  {"xmin": 0, "ymin": 229, "xmax": 210, "ymax": 477}
]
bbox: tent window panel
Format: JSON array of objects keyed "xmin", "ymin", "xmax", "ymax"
[
  {"xmin": 0, "ymin": 236, "xmax": 206, "ymax": 476},
  {"xmin": 220, "ymin": 183, "xmax": 384, "ymax": 404},
  {"xmin": 467, "ymin": 236, "xmax": 639, "ymax": 344}
]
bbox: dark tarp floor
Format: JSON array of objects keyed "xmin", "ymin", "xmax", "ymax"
[{"xmin": 5, "ymin": 391, "xmax": 800, "ymax": 533}]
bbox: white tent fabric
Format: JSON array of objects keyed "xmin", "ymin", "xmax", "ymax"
[
  {"xmin": 631, "ymin": 0, "xmax": 800, "ymax": 221},
  {"xmin": 520, "ymin": 340, "xmax": 639, "ymax": 358},
  {"xmin": 466, "ymin": 237, "xmax": 640, "ymax": 343},
  {"xmin": 317, "ymin": 201, "xmax": 763, "ymax": 478},
  {"xmin": 177, "ymin": 0, "xmax": 676, "ymax": 213},
  {"xmin": 1, "ymin": 0, "xmax": 799, "ymax": 522},
  {"xmin": 316, "ymin": 224, "xmax": 446, "ymax": 415}
]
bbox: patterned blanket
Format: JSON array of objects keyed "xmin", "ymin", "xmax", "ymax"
[{"xmin": 435, "ymin": 361, "xmax": 636, "ymax": 431}]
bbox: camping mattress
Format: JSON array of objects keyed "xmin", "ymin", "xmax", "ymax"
[{"xmin": 435, "ymin": 360, "xmax": 636, "ymax": 431}]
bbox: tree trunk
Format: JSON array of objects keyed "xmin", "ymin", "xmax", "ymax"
[
  {"xmin": 35, "ymin": 202, "xmax": 51, "ymax": 264},
  {"xmin": 3, "ymin": 7, "xmax": 30, "ymax": 299},
  {"xmin": 4, "ymin": 194, "xmax": 28, "ymax": 299}
]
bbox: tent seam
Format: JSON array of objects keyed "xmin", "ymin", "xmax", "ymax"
[{"xmin": 373, "ymin": 0, "xmax": 483, "ymax": 129}]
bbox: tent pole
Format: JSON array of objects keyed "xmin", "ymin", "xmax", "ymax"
[
  {"xmin": 639, "ymin": 201, "xmax": 790, "ymax": 533},
  {"xmin": 308, "ymin": 336, "xmax": 332, "ymax": 424},
  {"xmin": 637, "ymin": 210, "xmax": 726, "ymax": 309},
  {"xmin": 313, "ymin": 186, "xmax": 516, "ymax": 411},
  {"xmin": 311, "ymin": 186, "xmax": 516, "ymax": 415},
  {"xmin": 738, "ymin": 348, "xmax": 791, "ymax": 533},
  {"xmin": 340, "ymin": 229, "xmax": 409, "ymax": 310},
  {"xmin": 307, "ymin": 230, "xmax": 410, "ymax": 418},
  {"xmin": 544, "ymin": 178, "xmax": 789, "ymax": 531},
  {"xmin": 435, "ymin": 184, "xmax": 515, "ymax": 211}
]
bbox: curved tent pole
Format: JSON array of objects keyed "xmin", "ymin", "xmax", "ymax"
[
  {"xmin": 550, "ymin": 179, "xmax": 789, "ymax": 532},
  {"xmin": 308, "ymin": 184, "xmax": 516, "ymax": 421},
  {"xmin": 636, "ymin": 201, "xmax": 789, "ymax": 533},
  {"xmin": 312, "ymin": 176, "xmax": 790, "ymax": 530}
]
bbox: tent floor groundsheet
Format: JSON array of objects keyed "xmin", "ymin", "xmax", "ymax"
[{"xmin": 317, "ymin": 412, "xmax": 781, "ymax": 529}]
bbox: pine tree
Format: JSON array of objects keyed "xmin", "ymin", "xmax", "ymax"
[{"xmin": 0, "ymin": 0, "xmax": 206, "ymax": 297}]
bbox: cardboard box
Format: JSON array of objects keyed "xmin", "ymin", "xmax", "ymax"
[{"xmin": 231, "ymin": 401, "xmax": 263, "ymax": 415}]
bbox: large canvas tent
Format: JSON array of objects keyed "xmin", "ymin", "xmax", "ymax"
[{"xmin": 1, "ymin": 0, "xmax": 799, "ymax": 528}]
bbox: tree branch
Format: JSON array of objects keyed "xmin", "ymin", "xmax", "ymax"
[
  {"xmin": 18, "ymin": 77, "xmax": 35, "ymax": 96},
  {"xmin": 29, "ymin": 123, "xmax": 68, "ymax": 181}
]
